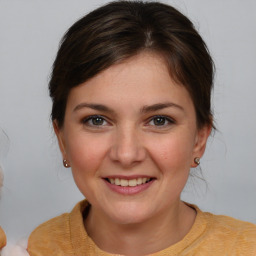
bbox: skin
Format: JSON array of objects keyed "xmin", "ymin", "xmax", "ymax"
[{"xmin": 54, "ymin": 52, "xmax": 211, "ymax": 255}]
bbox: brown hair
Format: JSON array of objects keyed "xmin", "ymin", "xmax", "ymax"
[{"xmin": 49, "ymin": 1, "xmax": 214, "ymax": 128}]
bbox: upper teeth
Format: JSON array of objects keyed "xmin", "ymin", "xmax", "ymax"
[{"xmin": 108, "ymin": 178, "xmax": 151, "ymax": 187}]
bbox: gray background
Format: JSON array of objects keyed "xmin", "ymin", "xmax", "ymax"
[{"xmin": 0, "ymin": 0, "xmax": 256, "ymax": 243}]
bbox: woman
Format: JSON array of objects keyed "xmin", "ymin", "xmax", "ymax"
[{"xmin": 27, "ymin": 1, "xmax": 256, "ymax": 255}]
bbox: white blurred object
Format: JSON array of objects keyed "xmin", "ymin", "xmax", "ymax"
[{"xmin": 1, "ymin": 238, "xmax": 29, "ymax": 256}]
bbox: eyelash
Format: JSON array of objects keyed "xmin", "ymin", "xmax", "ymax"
[
  {"xmin": 81, "ymin": 115, "xmax": 175, "ymax": 128},
  {"xmin": 146, "ymin": 115, "xmax": 175, "ymax": 128},
  {"xmin": 81, "ymin": 115, "xmax": 109, "ymax": 127}
]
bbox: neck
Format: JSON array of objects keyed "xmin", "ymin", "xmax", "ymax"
[{"xmin": 84, "ymin": 201, "xmax": 196, "ymax": 255}]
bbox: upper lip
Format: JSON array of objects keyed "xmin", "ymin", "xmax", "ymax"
[{"xmin": 102, "ymin": 175, "xmax": 155, "ymax": 180}]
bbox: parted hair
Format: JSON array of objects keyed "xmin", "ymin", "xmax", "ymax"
[{"xmin": 49, "ymin": 1, "xmax": 214, "ymax": 128}]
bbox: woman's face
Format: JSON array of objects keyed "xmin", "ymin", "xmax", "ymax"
[{"xmin": 55, "ymin": 52, "xmax": 210, "ymax": 224}]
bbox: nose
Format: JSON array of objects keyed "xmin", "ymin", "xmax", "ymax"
[{"xmin": 109, "ymin": 125, "xmax": 146, "ymax": 168}]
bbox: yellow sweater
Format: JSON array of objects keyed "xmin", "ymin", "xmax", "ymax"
[
  {"xmin": 0, "ymin": 226, "xmax": 6, "ymax": 250},
  {"xmin": 28, "ymin": 200, "xmax": 256, "ymax": 256}
]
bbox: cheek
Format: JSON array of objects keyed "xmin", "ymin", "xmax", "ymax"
[
  {"xmin": 65, "ymin": 133, "xmax": 109, "ymax": 175},
  {"xmin": 64, "ymin": 133, "xmax": 111, "ymax": 199},
  {"xmin": 148, "ymin": 133, "xmax": 195, "ymax": 173}
]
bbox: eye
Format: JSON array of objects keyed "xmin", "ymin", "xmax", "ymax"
[
  {"xmin": 82, "ymin": 115, "xmax": 108, "ymax": 127},
  {"xmin": 147, "ymin": 115, "xmax": 175, "ymax": 127}
]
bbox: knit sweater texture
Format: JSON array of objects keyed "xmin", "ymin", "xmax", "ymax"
[{"xmin": 28, "ymin": 200, "xmax": 256, "ymax": 256}]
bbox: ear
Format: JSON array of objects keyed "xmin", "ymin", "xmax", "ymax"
[
  {"xmin": 191, "ymin": 124, "xmax": 212, "ymax": 167},
  {"xmin": 53, "ymin": 120, "xmax": 68, "ymax": 161}
]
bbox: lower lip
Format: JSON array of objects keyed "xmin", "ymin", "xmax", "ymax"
[{"xmin": 103, "ymin": 179, "xmax": 155, "ymax": 195}]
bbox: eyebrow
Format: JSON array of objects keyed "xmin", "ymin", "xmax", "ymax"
[
  {"xmin": 141, "ymin": 103, "xmax": 184, "ymax": 113},
  {"xmin": 73, "ymin": 103, "xmax": 114, "ymax": 113},
  {"xmin": 73, "ymin": 102, "xmax": 184, "ymax": 113}
]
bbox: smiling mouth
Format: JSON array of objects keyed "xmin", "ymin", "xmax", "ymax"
[{"xmin": 105, "ymin": 177, "xmax": 154, "ymax": 187}]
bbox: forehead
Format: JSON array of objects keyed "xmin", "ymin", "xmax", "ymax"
[{"xmin": 66, "ymin": 52, "xmax": 193, "ymax": 111}]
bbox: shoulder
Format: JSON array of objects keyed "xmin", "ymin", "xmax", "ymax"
[
  {"xmin": 213, "ymin": 214, "xmax": 256, "ymax": 246},
  {"xmin": 27, "ymin": 200, "xmax": 88, "ymax": 256},
  {"xmin": 29, "ymin": 211, "xmax": 71, "ymax": 239},
  {"xmin": 28, "ymin": 212, "xmax": 72, "ymax": 255},
  {"xmin": 215, "ymin": 213, "xmax": 255, "ymax": 226},
  {"xmin": 202, "ymin": 210, "xmax": 256, "ymax": 254},
  {"xmin": 185, "ymin": 204, "xmax": 256, "ymax": 254},
  {"xmin": 206, "ymin": 211, "xmax": 256, "ymax": 236}
]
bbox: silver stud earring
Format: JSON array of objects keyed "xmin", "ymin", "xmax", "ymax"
[
  {"xmin": 194, "ymin": 157, "xmax": 200, "ymax": 165},
  {"xmin": 63, "ymin": 159, "xmax": 70, "ymax": 168}
]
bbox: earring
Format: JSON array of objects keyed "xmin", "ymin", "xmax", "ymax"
[
  {"xmin": 194, "ymin": 157, "xmax": 200, "ymax": 165},
  {"xmin": 63, "ymin": 159, "xmax": 70, "ymax": 168}
]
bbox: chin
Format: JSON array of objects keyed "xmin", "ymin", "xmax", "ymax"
[{"xmin": 106, "ymin": 202, "xmax": 155, "ymax": 225}]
